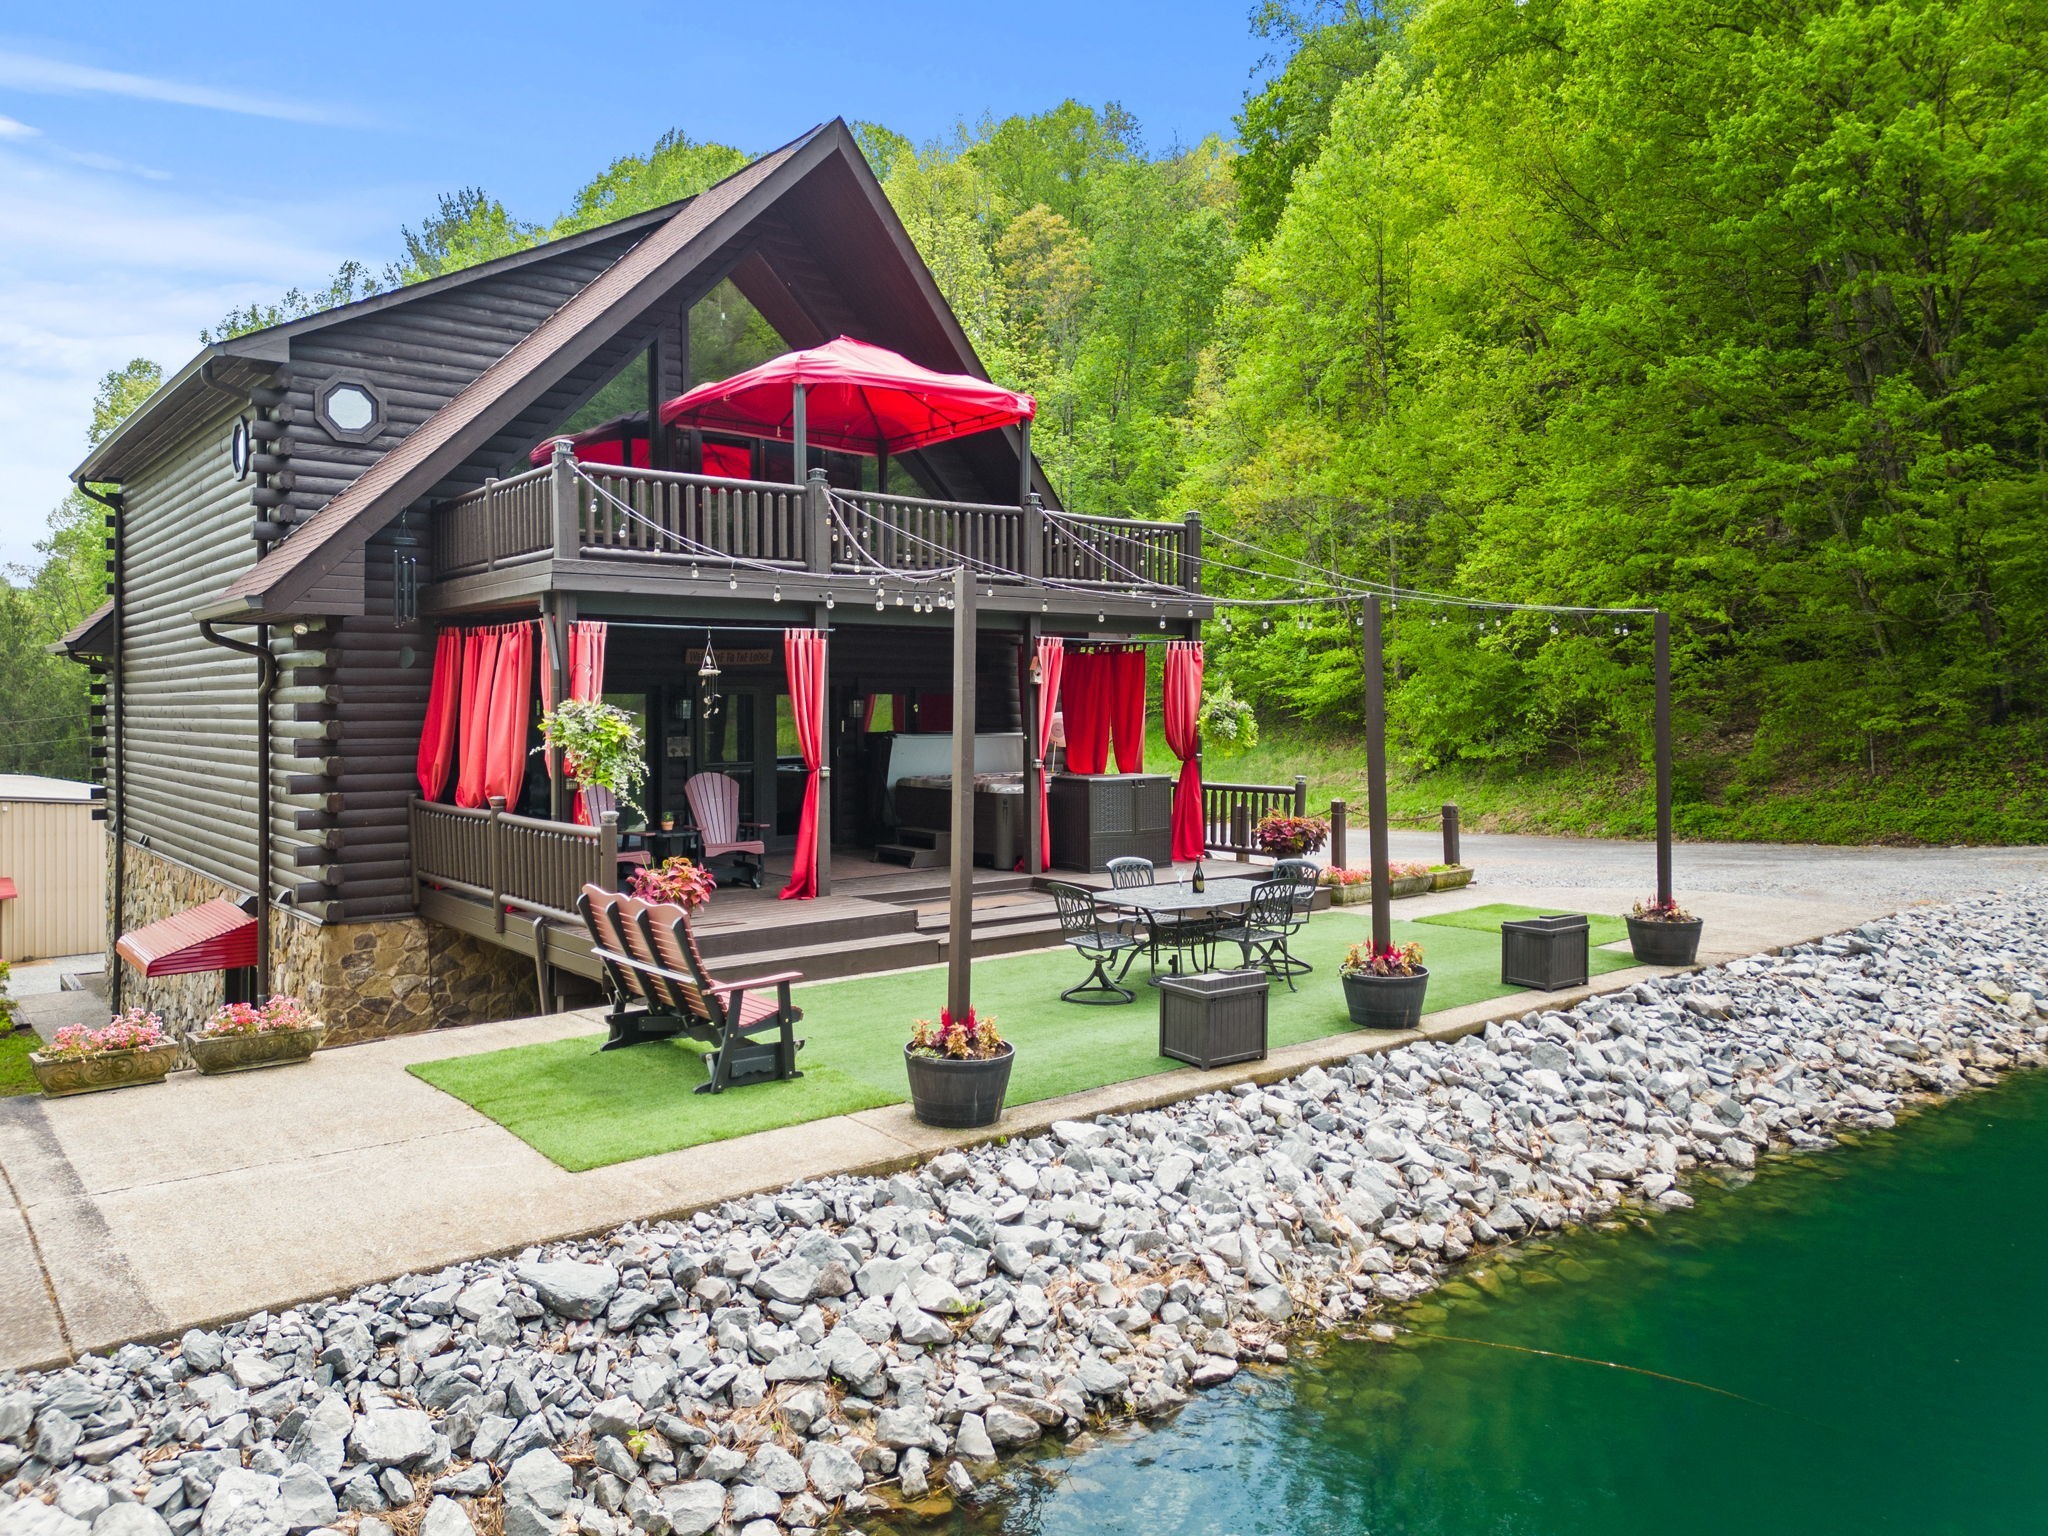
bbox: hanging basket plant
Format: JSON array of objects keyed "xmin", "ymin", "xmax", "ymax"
[
  {"xmin": 537, "ymin": 698, "xmax": 648, "ymax": 801},
  {"xmin": 1197, "ymin": 680, "xmax": 1259, "ymax": 755}
]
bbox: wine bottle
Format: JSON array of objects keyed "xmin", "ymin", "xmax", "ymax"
[{"xmin": 1191, "ymin": 859, "xmax": 1206, "ymax": 894}]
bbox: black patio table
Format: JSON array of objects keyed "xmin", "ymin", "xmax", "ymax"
[{"xmin": 1094, "ymin": 874, "xmax": 1263, "ymax": 982}]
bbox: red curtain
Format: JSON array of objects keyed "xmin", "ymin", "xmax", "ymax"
[
  {"xmin": 780, "ymin": 629, "xmax": 827, "ymax": 900},
  {"xmin": 416, "ymin": 630, "xmax": 461, "ymax": 801},
  {"xmin": 1034, "ymin": 637, "xmax": 1065, "ymax": 869},
  {"xmin": 482, "ymin": 623, "xmax": 535, "ymax": 808},
  {"xmin": 454, "ymin": 629, "xmax": 500, "ymax": 808},
  {"xmin": 1110, "ymin": 647, "xmax": 1146, "ymax": 773},
  {"xmin": 1062, "ymin": 650, "xmax": 1110, "ymax": 775},
  {"xmin": 1164, "ymin": 641, "xmax": 1205, "ymax": 862},
  {"xmin": 917, "ymin": 691, "xmax": 954, "ymax": 732},
  {"xmin": 892, "ymin": 693, "xmax": 910, "ymax": 731}
]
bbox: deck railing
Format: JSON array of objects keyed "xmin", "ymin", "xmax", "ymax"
[
  {"xmin": 433, "ymin": 467, "xmax": 553, "ymax": 577},
  {"xmin": 1202, "ymin": 776, "xmax": 1309, "ymax": 859},
  {"xmin": 409, "ymin": 797, "xmax": 615, "ymax": 928},
  {"xmin": 831, "ymin": 486, "xmax": 1026, "ymax": 574},
  {"xmin": 578, "ymin": 466, "xmax": 813, "ymax": 567},
  {"xmin": 432, "ymin": 453, "xmax": 1205, "ymax": 593}
]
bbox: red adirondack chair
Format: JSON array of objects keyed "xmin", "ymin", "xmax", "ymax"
[{"xmin": 683, "ymin": 772, "xmax": 767, "ymax": 888}]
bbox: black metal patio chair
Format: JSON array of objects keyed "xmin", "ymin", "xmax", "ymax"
[
  {"xmin": 1105, "ymin": 856, "xmax": 1156, "ymax": 888},
  {"xmin": 1214, "ymin": 877, "xmax": 1312, "ymax": 991},
  {"xmin": 1048, "ymin": 881, "xmax": 1143, "ymax": 1005},
  {"xmin": 1271, "ymin": 857, "xmax": 1319, "ymax": 884}
]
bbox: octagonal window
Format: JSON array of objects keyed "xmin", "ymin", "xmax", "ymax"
[{"xmin": 315, "ymin": 377, "xmax": 384, "ymax": 442}]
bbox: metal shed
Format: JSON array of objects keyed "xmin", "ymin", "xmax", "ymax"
[{"xmin": 0, "ymin": 775, "xmax": 105, "ymax": 961}]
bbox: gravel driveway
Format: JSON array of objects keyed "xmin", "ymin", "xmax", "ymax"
[{"xmin": 1377, "ymin": 827, "xmax": 2048, "ymax": 907}]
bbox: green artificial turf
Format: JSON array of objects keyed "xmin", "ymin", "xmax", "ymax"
[
  {"xmin": 1415, "ymin": 902, "xmax": 1632, "ymax": 948},
  {"xmin": 411, "ymin": 906, "xmax": 1639, "ymax": 1171},
  {"xmin": 0, "ymin": 1030, "xmax": 38, "ymax": 1097}
]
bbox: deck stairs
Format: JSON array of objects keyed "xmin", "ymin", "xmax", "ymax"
[{"xmin": 872, "ymin": 826, "xmax": 950, "ymax": 868}]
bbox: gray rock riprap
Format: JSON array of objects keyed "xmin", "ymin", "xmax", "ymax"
[{"xmin": 2, "ymin": 892, "xmax": 2042, "ymax": 1533}]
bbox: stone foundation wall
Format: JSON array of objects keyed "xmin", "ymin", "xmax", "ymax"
[{"xmin": 112, "ymin": 838, "xmax": 536, "ymax": 1044}]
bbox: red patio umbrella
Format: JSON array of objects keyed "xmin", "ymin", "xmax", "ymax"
[{"xmin": 660, "ymin": 336, "xmax": 1034, "ymax": 458}]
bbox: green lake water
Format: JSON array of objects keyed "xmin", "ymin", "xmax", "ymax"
[{"xmin": 915, "ymin": 1068, "xmax": 2048, "ymax": 1535}]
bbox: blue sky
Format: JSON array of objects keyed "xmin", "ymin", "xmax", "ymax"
[{"xmin": 0, "ymin": 1, "xmax": 1270, "ymax": 567}]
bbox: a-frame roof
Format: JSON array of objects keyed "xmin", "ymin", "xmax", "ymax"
[
  {"xmin": 75, "ymin": 199, "xmax": 696, "ymax": 488},
  {"xmin": 187, "ymin": 119, "xmax": 1047, "ymax": 624}
]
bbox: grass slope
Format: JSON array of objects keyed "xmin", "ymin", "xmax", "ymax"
[
  {"xmin": 412, "ymin": 905, "xmax": 1636, "ymax": 1171},
  {"xmin": 1170, "ymin": 722, "xmax": 2048, "ymax": 847}
]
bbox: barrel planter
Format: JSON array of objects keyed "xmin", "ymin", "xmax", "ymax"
[
  {"xmin": 1626, "ymin": 916, "xmax": 1703, "ymax": 966},
  {"xmin": 189, "ymin": 1025, "xmax": 325, "ymax": 1075},
  {"xmin": 30, "ymin": 1042, "xmax": 182, "ymax": 1098},
  {"xmin": 1342, "ymin": 967, "xmax": 1430, "ymax": 1031},
  {"xmin": 905, "ymin": 1043, "xmax": 1015, "ymax": 1129}
]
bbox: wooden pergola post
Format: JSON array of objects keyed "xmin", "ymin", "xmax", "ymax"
[
  {"xmin": 1654, "ymin": 609, "xmax": 1673, "ymax": 905},
  {"xmin": 1023, "ymin": 617, "xmax": 1044, "ymax": 876},
  {"xmin": 947, "ymin": 567, "xmax": 977, "ymax": 1017},
  {"xmin": 1363, "ymin": 594, "xmax": 1392, "ymax": 951}
]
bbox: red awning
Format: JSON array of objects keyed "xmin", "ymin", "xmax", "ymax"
[
  {"xmin": 116, "ymin": 898, "xmax": 256, "ymax": 978},
  {"xmin": 662, "ymin": 337, "xmax": 1034, "ymax": 455},
  {"xmin": 526, "ymin": 414, "xmax": 653, "ymax": 470}
]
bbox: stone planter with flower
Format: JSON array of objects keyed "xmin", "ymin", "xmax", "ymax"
[
  {"xmin": 904, "ymin": 1007, "xmax": 1013, "ymax": 1129},
  {"xmin": 1319, "ymin": 863, "xmax": 1435, "ymax": 904},
  {"xmin": 1340, "ymin": 939, "xmax": 1430, "ymax": 1030},
  {"xmin": 30, "ymin": 1009, "xmax": 181, "ymax": 1097},
  {"xmin": 188, "ymin": 996, "xmax": 326, "ymax": 1075}
]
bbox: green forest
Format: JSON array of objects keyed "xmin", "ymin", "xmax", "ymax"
[{"xmin": 7, "ymin": 0, "xmax": 2044, "ymax": 844}]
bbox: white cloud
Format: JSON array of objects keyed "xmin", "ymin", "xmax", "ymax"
[
  {"xmin": 0, "ymin": 145, "xmax": 390, "ymax": 568},
  {"xmin": 0, "ymin": 48, "xmax": 369, "ymax": 127},
  {"xmin": 0, "ymin": 113, "xmax": 38, "ymax": 138}
]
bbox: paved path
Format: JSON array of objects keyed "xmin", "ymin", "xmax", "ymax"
[{"xmin": 2, "ymin": 837, "xmax": 2036, "ymax": 1371}]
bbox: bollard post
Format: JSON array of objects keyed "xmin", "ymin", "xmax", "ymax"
[{"xmin": 1441, "ymin": 803, "xmax": 1461, "ymax": 868}]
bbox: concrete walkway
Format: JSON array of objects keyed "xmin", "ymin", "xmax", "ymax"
[{"xmin": 0, "ymin": 862, "xmax": 1998, "ymax": 1373}]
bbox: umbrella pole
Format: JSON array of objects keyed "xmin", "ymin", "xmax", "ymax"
[{"xmin": 792, "ymin": 382, "xmax": 807, "ymax": 485}]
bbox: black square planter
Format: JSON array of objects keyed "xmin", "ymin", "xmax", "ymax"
[
  {"xmin": 1158, "ymin": 969, "xmax": 1269, "ymax": 1069},
  {"xmin": 1502, "ymin": 913, "xmax": 1590, "ymax": 990}
]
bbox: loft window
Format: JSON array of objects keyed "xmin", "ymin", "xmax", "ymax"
[
  {"xmin": 315, "ymin": 378, "xmax": 384, "ymax": 443},
  {"xmin": 690, "ymin": 280, "xmax": 782, "ymax": 384},
  {"xmin": 564, "ymin": 347, "xmax": 651, "ymax": 435}
]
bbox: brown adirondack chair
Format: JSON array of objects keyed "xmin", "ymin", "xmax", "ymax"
[
  {"xmin": 577, "ymin": 884, "xmax": 804, "ymax": 1092},
  {"xmin": 683, "ymin": 771, "xmax": 767, "ymax": 887}
]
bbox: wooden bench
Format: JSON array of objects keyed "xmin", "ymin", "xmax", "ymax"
[{"xmin": 577, "ymin": 883, "xmax": 805, "ymax": 1093}]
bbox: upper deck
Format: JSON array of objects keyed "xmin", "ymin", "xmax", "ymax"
[{"xmin": 423, "ymin": 455, "xmax": 1208, "ymax": 621}]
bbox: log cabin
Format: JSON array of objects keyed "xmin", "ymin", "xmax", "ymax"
[{"xmin": 54, "ymin": 120, "xmax": 1285, "ymax": 1045}]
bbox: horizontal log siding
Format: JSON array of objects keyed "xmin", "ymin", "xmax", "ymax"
[
  {"xmin": 320, "ymin": 524, "xmax": 438, "ymax": 919},
  {"xmin": 119, "ymin": 401, "xmax": 263, "ymax": 893},
  {"xmin": 280, "ymin": 234, "xmax": 643, "ymax": 525}
]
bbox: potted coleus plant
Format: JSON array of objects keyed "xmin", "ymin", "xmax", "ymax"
[
  {"xmin": 536, "ymin": 698, "xmax": 649, "ymax": 810},
  {"xmin": 1254, "ymin": 812, "xmax": 1330, "ymax": 861},
  {"xmin": 188, "ymin": 995, "xmax": 326, "ymax": 1075},
  {"xmin": 904, "ymin": 1007, "xmax": 1013, "ymax": 1129},
  {"xmin": 628, "ymin": 856, "xmax": 717, "ymax": 911},
  {"xmin": 31, "ymin": 1009, "xmax": 180, "ymax": 1097},
  {"xmin": 1626, "ymin": 896, "xmax": 1702, "ymax": 965},
  {"xmin": 1340, "ymin": 939, "xmax": 1430, "ymax": 1030}
]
